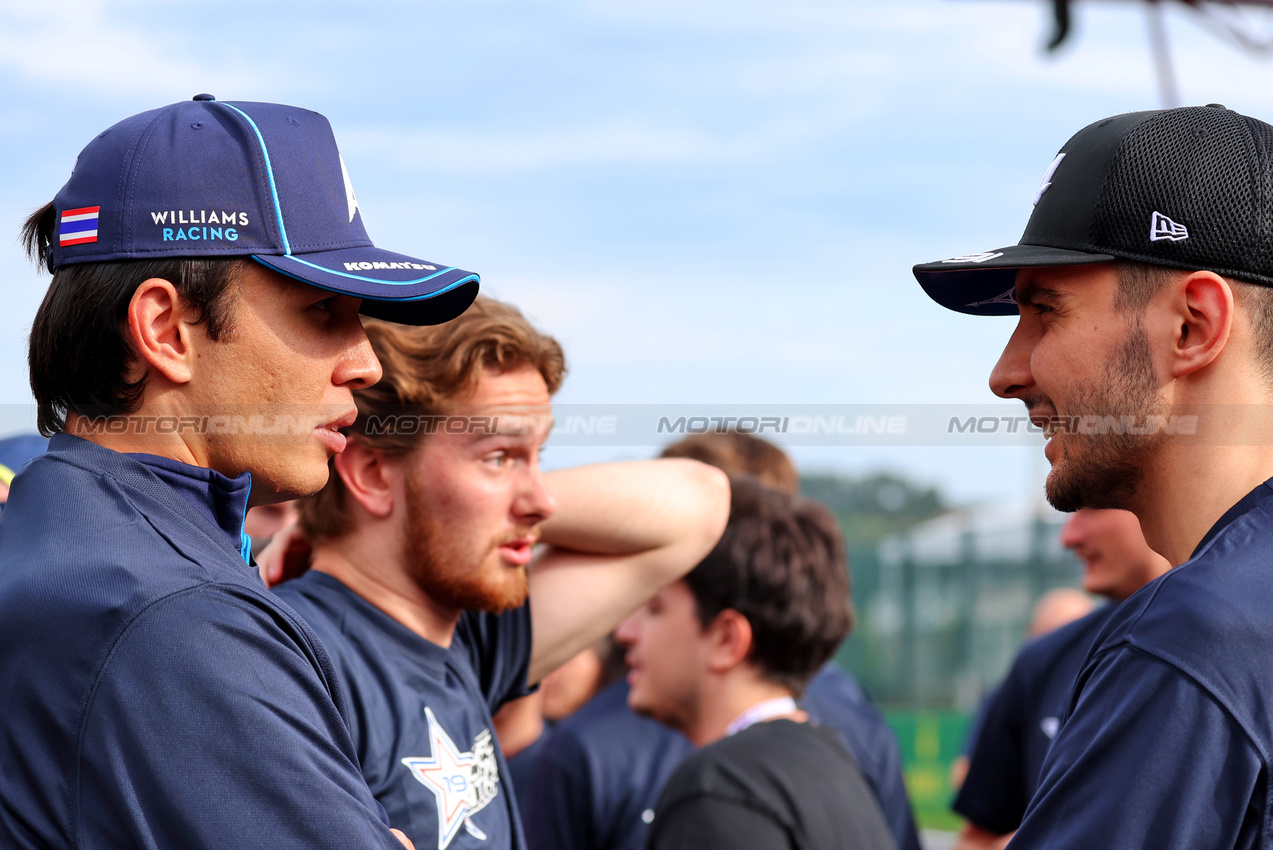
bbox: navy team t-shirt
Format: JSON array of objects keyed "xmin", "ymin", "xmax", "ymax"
[
  {"xmin": 276, "ymin": 570, "xmax": 534, "ymax": 850},
  {"xmin": 1014, "ymin": 481, "xmax": 1273, "ymax": 850},
  {"xmin": 954, "ymin": 604, "xmax": 1115, "ymax": 835}
]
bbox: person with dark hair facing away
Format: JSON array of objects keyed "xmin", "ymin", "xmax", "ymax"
[
  {"xmin": 660, "ymin": 431, "xmax": 800, "ymax": 495},
  {"xmin": 521, "ymin": 432, "xmax": 919, "ymax": 850},
  {"xmin": 914, "ymin": 105, "xmax": 1273, "ymax": 849},
  {"xmin": 273, "ymin": 297, "xmax": 730, "ymax": 850},
  {"xmin": 0, "ymin": 96, "xmax": 486, "ymax": 850},
  {"xmin": 617, "ymin": 476, "xmax": 894, "ymax": 850}
]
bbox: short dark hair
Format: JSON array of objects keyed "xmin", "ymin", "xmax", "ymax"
[
  {"xmin": 660, "ymin": 432, "xmax": 799, "ymax": 496},
  {"xmin": 1112, "ymin": 260, "xmax": 1273, "ymax": 383},
  {"xmin": 683, "ymin": 475, "xmax": 853, "ymax": 695},
  {"xmin": 22, "ymin": 202, "xmax": 244, "ymax": 436}
]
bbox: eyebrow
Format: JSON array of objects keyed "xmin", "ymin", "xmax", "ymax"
[
  {"xmin": 1015, "ymin": 280, "xmax": 1066, "ymax": 307},
  {"xmin": 467, "ymin": 416, "xmax": 557, "ymax": 440}
]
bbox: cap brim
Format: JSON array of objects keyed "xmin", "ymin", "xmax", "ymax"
[
  {"xmin": 913, "ymin": 244, "xmax": 1114, "ymax": 316},
  {"xmin": 252, "ymin": 245, "xmax": 480, "ymax": 326}
]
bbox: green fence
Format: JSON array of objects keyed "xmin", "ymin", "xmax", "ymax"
[{"xmin": 884, "ymin": 710, "xmax": 973, "ymax": 832}]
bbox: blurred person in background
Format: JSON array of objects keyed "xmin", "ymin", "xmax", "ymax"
[
  {"xmin": 619, "ymin": 475, "xmax": 893, "ymax": 850},
  {"xmin": 1027, "ymin": 588, "xmax": 1095, "ymax": 639},
  {"xmin": 521, "ymin": 433, "xmax": 919, "ymax": 850},
  {"xmin": 540, "ymin": 635, "xmax": 628, "ymax": 724},
  {"xmin": 0, "ymin": 433, "xmax": 48, "ymax": 508},
  {"xmin": 494, "ymin": 636, "xmax": 628, "ymax": 825},
  {"xmin": 660, "ymin": 431, "xmax": 799, "ymax": 494},
  {"xmin": 951, "ymin": 509, "xmax": 1170, "ymax": 850},
  {"xmin": 952, "ymin": 587, "xmax": 1094, "ymax": 792},
  {"xmin": 245, "ymin": 499, "xmax": 298, "ymax": 558}
]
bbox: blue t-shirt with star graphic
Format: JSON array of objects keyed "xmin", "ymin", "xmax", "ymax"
[{"xmin": 276, "ymin": 570, "xmax": 534, "ymax": 850}]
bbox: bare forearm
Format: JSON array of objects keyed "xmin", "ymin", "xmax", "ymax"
[
  {"xmin": 539, "ymin": 459, "xmax": 729, "ymax": 560},
  {"xmin": 526, "ymin": 459, "xmax": 729, "ymax": 683}
]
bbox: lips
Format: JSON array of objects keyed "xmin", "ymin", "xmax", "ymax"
[
  {"xmin": 314, "ymin": 409, "xmax": 357, "ymax": 455},
  {"xmin": 497, "ymin": 534, "xmax": 538, "ymax": 566},
  {"xmin": 1028, "ymin": 405, "xmax": 1061, "ymax": 435}
]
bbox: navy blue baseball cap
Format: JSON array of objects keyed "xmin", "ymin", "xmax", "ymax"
[{"xmin": 50, "ymin": 94, "xmax": 478, "ymax": 325}]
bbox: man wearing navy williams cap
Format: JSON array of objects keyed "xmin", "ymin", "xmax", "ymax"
[
  {"xmin": 915, "ymin": 105, "xmax": 1273, "ymax": 849},
  {"xmin": 0, "ymin": 96, "xmax": 478, "ymax": 850}
]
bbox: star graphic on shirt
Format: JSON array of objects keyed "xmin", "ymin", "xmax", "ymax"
[{"xmin": 401, "ymin": 707, "xmax": 499, "ymax": 850}]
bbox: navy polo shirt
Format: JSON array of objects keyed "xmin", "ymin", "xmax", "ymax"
[
  {"xmin": 953, "ymin": 604, "xmax": 1115, "ymax": 834},
  {"xmin": 802, "ymin": 665, "xmax": 922, "ymax": 850},
  {"xmin": 275, "ymin": 570, "xmax": 534, "ymax": 850},
  {"xmin": 1013, "ymin": 480, "xmax": 1273, "ymax": 849},
  {"xmin": 0, "ymin": 435, "xmax": 404, "ymax": 850},
  {"xmin": 506, "ymin": 724, "xmax": 557, "ymax": 827},
  {"xmin": 522, "ymin": 679, "xmax": 695, "ymax": 850}
]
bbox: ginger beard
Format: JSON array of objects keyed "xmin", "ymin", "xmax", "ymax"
[
  {"xmin": 401, "ymin": 472, "xmax": 535, "ymax": 614},
  {"xmin": 1041, "ymin": 322, "xmax": 1165, "ymax": 513}
]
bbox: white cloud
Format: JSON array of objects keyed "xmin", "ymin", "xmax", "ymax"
[{"xmin": 0, "ymin": 0, "xmax": 300, "ymax": 100}]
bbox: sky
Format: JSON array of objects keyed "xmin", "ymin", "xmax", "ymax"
[{"xmin": 3, "ymin": 0, "xmax": 1273, "ymax": 506}]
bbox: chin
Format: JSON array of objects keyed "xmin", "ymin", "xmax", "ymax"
[
  {"xmin": 269, "ymin": 467, "xmax": 331, "ymax": 501},
  {"xmin": 626, "ymin": 689, "xmax": 656, "ymax": 720},
  {"xmin": 235, "ymin": 447, "xmax": 331, "ymax": 500}
]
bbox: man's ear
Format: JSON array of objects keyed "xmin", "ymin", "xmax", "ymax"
[
  {"xmin": 333, "ymin": 442, "xmax": 397, "ymax": 519},
  {"xmin": 1165, "ymin": 271, "xmax": 1234, "ymax": 379},
  {"xmin": 705, "ymin": 609, "xmax": 754, "ymax": 674},
  {"xmin": 127, "ymin": 278, "xmax": 198, "ymax": 385}
]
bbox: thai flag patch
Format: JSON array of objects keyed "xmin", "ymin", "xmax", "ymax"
[{"xmin": 59, "ymin": 206, "xmax": 100, "ymax": 246}]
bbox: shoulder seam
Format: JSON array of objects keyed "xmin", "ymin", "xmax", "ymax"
[{"xmin": 1092, "ymin": 641, "xmax": 1267, "ymax": 767}]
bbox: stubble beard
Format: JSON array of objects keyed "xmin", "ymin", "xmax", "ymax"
[
  {"xmin": 1044, "ymin": 323, "xmax": 1165, "ymax": 513},
  {"xmin": 401, "ymin": 475, "xmax": 531, "ymax": 614}
]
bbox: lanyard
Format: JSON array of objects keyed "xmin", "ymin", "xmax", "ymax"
[{"xmin": 724, "ymin": 696, "xmax": 799, "ymax": 737}]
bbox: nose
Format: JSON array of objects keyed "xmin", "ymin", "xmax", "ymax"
[
  {"xmin": 513, "ymin": 459, "xmax": 558, "ymax": 526},
  {"xmin": 336, "ymin": 322, "xmax": 383, "ymax": 391},
  {"xmin": 1059, "ymin": 510, "xmax": 1089, "ymax": 550},
  {"xmin": 615, "ymin": 609, "xmax": 641, "ymax": 648},
  {"xmin": 988, "ymin": 316, "xmax": 1039, "ymax": 400}
]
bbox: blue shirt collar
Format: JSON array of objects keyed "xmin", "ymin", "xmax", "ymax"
[
  {"xmin": 1192, "ymin": 479, "xmax": 1273, "ymax": 559},
  {"xmin": 127, "ymin": 452, "xmax": 254, "ymax": 564}
]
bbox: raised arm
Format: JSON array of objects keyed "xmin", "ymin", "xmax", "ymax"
[{"xmin": 526, "ymin": 458, "xmax": 729, "ymax": 684}]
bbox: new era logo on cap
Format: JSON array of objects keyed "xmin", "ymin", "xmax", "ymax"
[
  {"xmin": 1150, "ymin": 211, "xmax": 1189, "ymax": 242},
  {"xmin": 59, "ymin": 206, "xmax": 99, "ymax": 246}
]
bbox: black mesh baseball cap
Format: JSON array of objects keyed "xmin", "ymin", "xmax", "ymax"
[{"xmin": 914, "ymin": 105, "xmax": 1273, "ymax": 315}]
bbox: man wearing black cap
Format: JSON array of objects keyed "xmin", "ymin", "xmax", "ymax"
[
  {"xmin": 0, "ymin": 96, "xmax": 480, "ymax": 850},
  {"xmin": 915, "ymin": 105, "xmax": 1273, "ymax": 849}
]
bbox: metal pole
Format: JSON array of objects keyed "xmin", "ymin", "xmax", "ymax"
[{"xmin": 1146, "ymin": 0, "xmax": 1182, "ymax": 108}]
